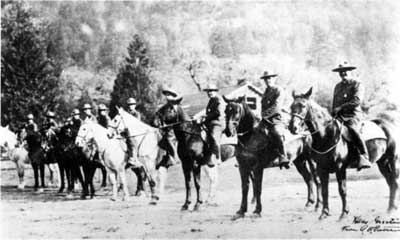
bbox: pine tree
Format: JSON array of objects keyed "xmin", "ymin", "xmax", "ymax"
[
  {"xmin": 109, "ymin": 34, "xmax": 162, "ymax": 123},
  {"xmin": 1, "ymin": 1, "xmax": 62, "ymax": 130}
]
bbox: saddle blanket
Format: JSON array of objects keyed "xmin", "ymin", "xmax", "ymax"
[{"xmin": 342, "ymin": 120, "xmax": 387, "ymax": 142}]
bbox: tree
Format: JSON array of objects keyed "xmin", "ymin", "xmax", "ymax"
[
  {"xmin": 109, "ymin": 34, "xmax": 162, "ymax": 123},
  {"xmin": 1, "ymin": 1, "xmax": 62, "ymax": 130}
]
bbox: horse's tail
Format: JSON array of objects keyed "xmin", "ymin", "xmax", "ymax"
[{"xmin": 371, "ymin": 119, "xmax": 399, "ymax": 162}]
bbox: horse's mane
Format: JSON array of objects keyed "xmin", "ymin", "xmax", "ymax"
[
  {"xmin": 307, "ymin": 99, "xmax": 332, "ymax": 122},
  {"xmin": 119, "ymin": 108, "xmax": 154, "ymax": 132},
  {"xmin": 239, "ymin": 100, "xmax": 258, "ymax": 131},
  {"xmin": 82, "ymin": 122, "xmax": 108, "ymax": 136}
]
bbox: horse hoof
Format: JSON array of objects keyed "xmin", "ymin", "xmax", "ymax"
[
  {"xmin": 149, "ymin": 200, "xmax": 157, "ymax": 206},
  {"xmin": 231, "ymin": 212, "xmax": 245, "ymax": 221},
  {"xmin": 250, "ymin": 198, "xmax": 256, "ymax": 205},
  {"xmin": 250, "ymin": 212, "xmax": 262, "ymax": 219},
  {"xmin": 338, "ymin": 212, "xmax": 349, "ymax": 222},
  {"xmin": 80, "ymin": 195, "xmax": 87, "ymax": 200},
  {"xmin": 318, "ymin": 210, "xmax": 331, "ymax": 220},
  {"xmin": 387, "ymin": 206, "xmax": 398, "ymax": 214},
  {"xmin": 181, "ymin": 204, "xmax": 190, "ymax": 211},
  {"xmin": 193, "ymin": 203, "xmax": 203, "ymax": 212},
  {"xmin": 110, "ymin": 197, "xmax": 117, "ymax": 202},
  {"xmin": 66, "ymin": 193, "xmax": 74, "ymax": 199},
  {"xmin": 134, "ymin": 190, "xmax": 145, "ymax": 197},
  {"xmin": 58, "ymin": 188, "xmax": 64, "ymax": 193}
]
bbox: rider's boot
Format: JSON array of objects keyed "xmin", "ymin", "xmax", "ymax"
[
  {"xmin": 357, "ymin": 153, "xmax": 371, "ymax": 171},
  {"xmin": 126, "ymin": 139, "xmax": 141, "ymax": 168},
  {"xmin": 206, "ymin": 153, "xmax": 217, "ymax": 168}
]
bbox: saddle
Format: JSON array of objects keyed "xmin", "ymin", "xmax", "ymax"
[{"xmin": 341, "ymin": 120, "xmax": 387, "ymax": 142}]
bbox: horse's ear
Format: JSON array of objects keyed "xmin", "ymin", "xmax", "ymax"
[
  {"xmin": 292, "ymin": 90, "xmax": 297, "ymax": 99},
  {"xmin": 5, "ymin": 125, "xmax": 9, "ymax": 130},
  {"xmin": 237, "ymin": 94, "xmax": 246, "ymax": 103},
  {"xmin": 303, "ymin": 87, "xmax": 313, "ymax": 99},
  {"xmin": 222, "ymin": 95, "xmax": 234, "ymax": 103}
]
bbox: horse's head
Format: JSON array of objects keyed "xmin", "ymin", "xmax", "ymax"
[
  {"xmin": 75, "ymin": 123, "xmax": 94, "ymax": 148},
  {"xmin": 223, "ymin": 95, "xmax": 245, "ymax": 137},
  {"xmin": 289, "ymin": 87, "xmax": 312, "ymax": 134},
  {"xmin": 157, "ymin": 102, "xmax": 179, "ymax": 124}
]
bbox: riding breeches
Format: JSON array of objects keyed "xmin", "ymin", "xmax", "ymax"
[
  {"xmin": 261, "ymin": 117, "xmax": 287, "ymax": 158},
  {"xmin": 345, "ymin": 121, "xmax": 367, "ymax": 155},
  {"xmin": 207, "ymin": 125, "xmax": 223, "ymax": 158},
  {"xmin": 124, "ymin": 129, "xmax": 138, "ymax": 160},
  {"xmin": 159, "ymin": 128, "xmax": 179, "ymax": 159}
]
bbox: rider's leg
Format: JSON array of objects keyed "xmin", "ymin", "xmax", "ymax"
[
  {"xmin": 166, "ymin": 129, "xmax": 180, "ymax": 165},
  {"xmin": 346, "ymin": 122, "xmax": 371, "ymax": 170},
  {"xmin": 125, "ymin": 129, "xmax": 141, "ymax": 168},
  {"xmin": 270, "ymin": 122, "xmax": 290, "ymax": 169},
  {"xmin": 207, "ymin": 125, "xmax": 222, "ymax": 167}
]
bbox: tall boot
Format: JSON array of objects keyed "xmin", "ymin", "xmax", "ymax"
[
  {"xmin": 349, "ymin": 128, "xmax": 371, "ymax": 171},
  {"xmin": 167, "ymin": 137, "xmax": 180, "ymax": 166},
  {"xmin": 277, "ymin": 135, "xmax": 290, "ymax": 169},
  {"xmin": 126, "ymin": 136, "xmax": 141, "ymax": 168}
]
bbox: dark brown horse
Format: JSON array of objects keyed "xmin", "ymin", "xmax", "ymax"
[
  {"xmin": 224, "ymin": 96, "xmax": 320, "ymax": 220},
  {"xmin": 155, "ymin": 104, "xmax": 237, "ymax": 211},
  {"xmin": 289, "ymin": 87, "xmax": 398, "ymax": 220}
]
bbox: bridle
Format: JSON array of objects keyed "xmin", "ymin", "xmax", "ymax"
[
  {"xmin": 290, "ymin": 101, "xmax": 342, "ymax": 155},
  {"xmin": 226, "ymin": 102, "xmax": 249, "ymax": 136}
]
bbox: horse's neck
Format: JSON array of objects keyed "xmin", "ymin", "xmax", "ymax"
[
  {"xmin": 91, "ymin": 125, "xmax": 109, "ymax": 151},
  {"xmin": 238, "ymin": 103, "xmax": 257, "ymax": 137},
  {"xmin": 306, "ymin": 102, "xmax": 335, "ymax": 145}
]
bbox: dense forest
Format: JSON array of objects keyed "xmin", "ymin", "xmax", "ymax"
[{"xmin": 2, "ymin": 0, "xmax": 399, "ymax": 128}]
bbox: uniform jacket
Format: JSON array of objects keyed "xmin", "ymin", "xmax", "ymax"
[
  {"xmin": 156, "ymin": 103, "xmax": 191, "ymax": 130},
  {"xmin": 97, "ymin": 115, "xmax": 111, "ymax": 129},
  {"xmin": 71, "ymin": 118, "xmax": 82, "ymax": 137},
  {"xmin": 83, "ymin": 114, "xmax": 97, "ymax": 123},
  {"xmin": 332, "ymin": 79, "xmax": 364, "ymax": 118},
  {"xmin": 261, "ymin": 86, "xmax": 283, "ymax": 118},
  {"xmin": 205, "ymin": 95, "xmax": 225, "ymax": 127}
]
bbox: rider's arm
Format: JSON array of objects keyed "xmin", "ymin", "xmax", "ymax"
[{"xmin": 337, "ymin": 81, "xmax": 364, "ymax": 111}]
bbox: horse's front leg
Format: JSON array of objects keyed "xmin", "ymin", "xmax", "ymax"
[
  {"xmin": 157, "ymin": 166, "xmax": 168, "ymax": 197},
  {"xmin": 181, "ymin": 165, "xmax": 192, "ymax": 211},
  {"xmin": 252, "ymin": 165, "xmax": 264, "ymax": 218},
  {"xmin": 193, "ymin": 165, "xmax": 203, "ymax": 211},
  {"xmin": 309, "ymin": 159, "xmax": 322, "ymax": 211},
  {"xmin": 232, "ymin": 161, "xmax": 250, "ymax": 221},
  {"xmin": 58, "ymin": 161, "xmax": 65, "ymax": 193},
  {"xmin": 31, "ymin": 162, "xmax": 39, "ymax": 191},
  {"xmin": 119, "ymin": 168, "xmax": 130, "ymax": 201},
  {"xmin": 16, "ymin": 159, "xmax": 25, "ymax": 190},
  {"xmin": 132, "ymin": 167, "xmax": 145, "ymax": 196},
  {"xmin": 336, "ymin": 166, "xmax": 349, "ymax": 221},
  {"xmin": 108, "ymin": 170, "xmax": 118, "ymax": 201},
  {"xmin": 318, "ymin": 166, "xmax": 330, "ymax": 220},
  {"xmin": 294, "ymin": 157, "xmax": 315, "ymax": 209},
  {"xmin": 39, "ymin": 163, "xmax": 45, "ymax": 189}
]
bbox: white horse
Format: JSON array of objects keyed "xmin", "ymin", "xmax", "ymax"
[
  {"xmin": 75, "ymin": 122, "xmax": 129, "ymax": 201},
  {"xmin": 0, "ymin": 126, "xmax": 30, "ymax": 190},
  {"xmin": 109, "ymin": 107, "xmax": 169, "ymax": 204}
]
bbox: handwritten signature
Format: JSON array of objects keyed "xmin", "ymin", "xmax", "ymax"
[{"xmin": 342, "ymin": 216, "xmax": 400, "ymax": 234}]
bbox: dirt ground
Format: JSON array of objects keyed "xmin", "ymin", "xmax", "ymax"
[{"xmin": 1, "ymin": 159, "xmax": 399, "ymax": 239}]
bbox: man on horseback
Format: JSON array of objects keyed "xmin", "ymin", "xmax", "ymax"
[
  {"xmin": 25, "ymin": 113, "xmax": 39, "ymax": 133},
  {"xmin": 82, "ymin": 103, "xmax": 97, "ymax": 123},
  {"xmin": 154, "ymin": 88, "xmax": 190, "ymax": 166},
  {"xmin": 97, "ymin": 104, "xmax": 111, "ymax": 129},
  {"xmin": 71, "ymin": 108, "xmax": 82, "ymax": 137},
  {"xmin": 201, "ymin": 83, "xmax": 226, "ymax": 168},
  {"xmin": 332, "ymin": 62, "xmax": 371, "ymax": 170},
  {"xmin": 127, "ymin": 98, "xmax": 141, "ymax": 120},
  {"xmin": 43, "ymin": 111, "xmax": 59, "ymax": 133},
  {"xmin": 260, "ymin": 71, "xmax": 290, "ymax": 169}
]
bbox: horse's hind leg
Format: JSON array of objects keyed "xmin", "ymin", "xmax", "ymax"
[
  {"xmin": 58, "ymin": 162, "xmax": 65, "ymax": 193},
  {"xmin": 133, "ymin": 167, "xmax": 145, "ymax": 196},
  {"xmin": 336, "ymin": 166, "xmax": 349, "ymax": 221},
  {"xmin": 181, "ymin": 166, "xmax": 192, "ymax": 211},
  {"xmin": 193, "ymin": 165, "xmax": 203, "ymax": 211},
  {"xmin": 249, "ymin": 171, "xmax": 256, "ymax": 204},
  {"xmin": 16, "ymin": 160, "xmax": 25, "ymax": 190},
  {"xmin": 294, "ymin": 157, "xmax": 315, "ymax": 209},
  {"xmin": 120, "ymin": 169, "xmax": 130, "ymax": 201},
  {"xmin": 108, "ymin": 170, "xmax": 118, "ymax": 201},
  {"xmin": 377, "ymin": 157, "xmax": 398, "ymax": 212}
]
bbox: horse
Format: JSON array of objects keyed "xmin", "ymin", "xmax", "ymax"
[
  {"xmin": 75, "ymin": 121, "xmax": 129, "ymax": 201},
  {"xmin": 22, "ymin": 128, "xmax": 46, "ymax": 192},
  {"xmin": 289, "ymin": 87, "xmax": 399, "ymax": 220},
  {"xmin": 0, "ymin": 126, "xmax": 30, "ymax": 190},
  {"xmin": 223, "ymin": 96, "xmax": 321, "ymax": 220},
  {"xmin": 154, "ymin": 103, "xmax": 237, "ymax": 211},
  {"xmin": 108, "ymin": 107, "xmax": 171, "ymax": 204}
]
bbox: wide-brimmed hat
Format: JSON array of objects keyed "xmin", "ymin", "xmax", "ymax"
[
  {"xmin": 166, "ymin": 94, "xmax": 183, "ymax": 104},
  {"xmin": 72, "ymin": 108, "xmax": 80, "ymax": 115},
  {"xmin": 98, "ymin": 104, "xmax": 107, "ymax": 111},
  {"xmin": 127, "ymin": 98, "xmax": 137, "ymax": 105},
  {"xmin": 162, "ymin": 88, "xmax": 178, "ymax": 97},
  {"xmin": 46, "ymin": 111, "xmax": 55, "ymax": 118},
  {"xmin": 27, "ymin": 114, "xmax": 34, "ymax": 120},
  {"xmin": 332, "ymin": 61, "xmax": 356, "ymax": 72},
  {"xmin": 260, "ymin": 71, "xmax": 278, "ymax": 79},
  {"xmin": 203, "ymin": 83, "xmax": 219, "ymax": 92},
  {"xmin": 83, "ymin": 103, "xmax": 92, "ymax": 110}
]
